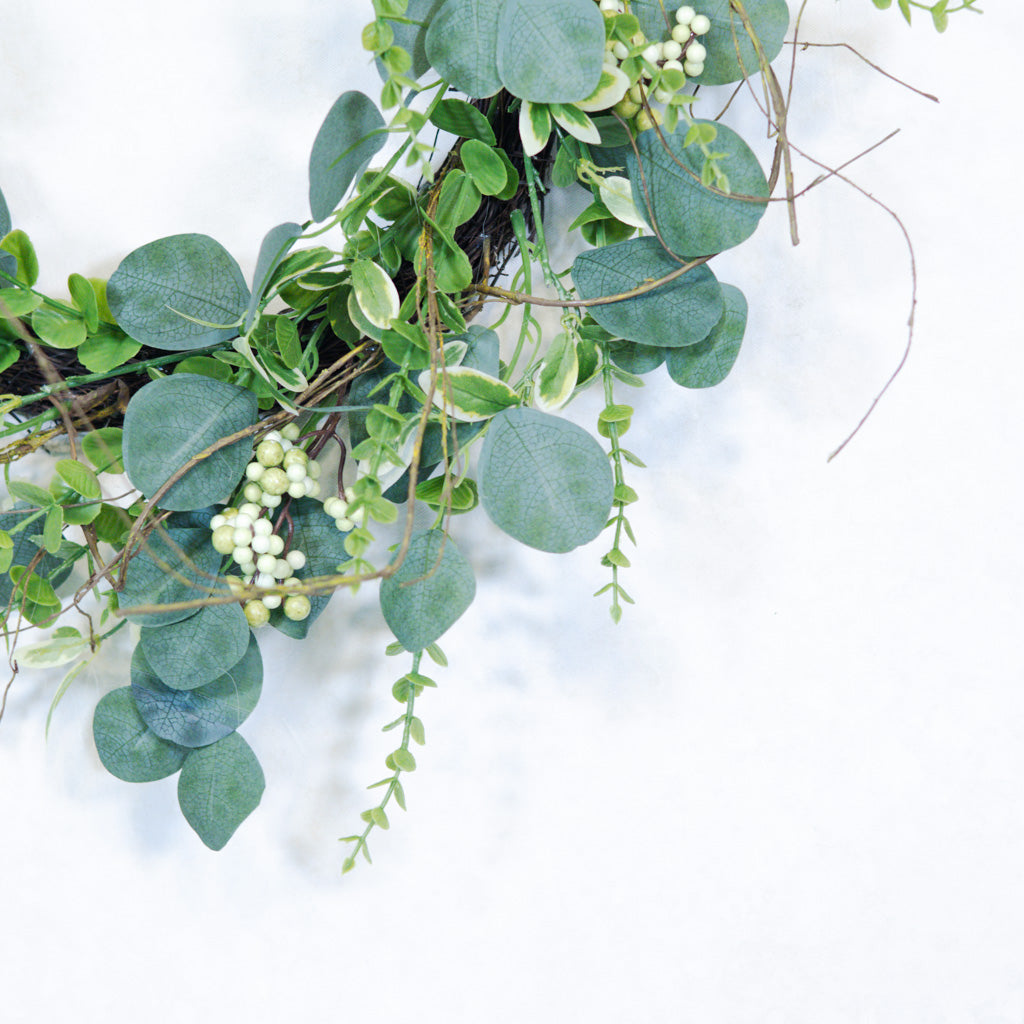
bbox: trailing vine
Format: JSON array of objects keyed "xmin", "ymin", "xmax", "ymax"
[{"xmin": 0, "ymin": 0, "xmax": 974, "ymax": 867}]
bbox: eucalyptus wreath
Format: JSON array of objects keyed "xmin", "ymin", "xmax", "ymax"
[{"xmin": 0, "ymin": 0, "xmax": 979, "ymax": 868}]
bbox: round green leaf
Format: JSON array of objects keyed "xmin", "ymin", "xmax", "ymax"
[
  {"xmin": 477, "ymin": 407, "xmax": 613, "ymax": 553},
  {"xmin": 93, "ymin": 687, "xmax": 188, "ymax": 783},
  {"xmin": 424, "ymin": 0, "xmax": 503, "ymax": 98},
  {"xmin": 131, "ymin": 635, "xmax": 262, "ymax": 747},
  {"xmin": 496, "ymin": 0, "xmax": 604, "ymax": 103},
  {"xmin": 380, "ymin": 529, "xmax": 476, "ymax": 652},
  {"xmin": 138, "ymin": 601, "xmax": 251, "ymax": 691},
  {"xmin": 177, "ymin": 732, "xmax": 265, "ymax": 850},
  {"xmin": 309, "ymin": 91, "xmax": 386, "ymax": 223},
  {"xmin": 607, "ymin": 339, "xmax": 666, "ymax": 375},
  {"xmin": 122, "ymin": 374, "xmax": 257, "ymax": 511},
  {"xmin": 572, "ymin": 236, "xmax": 724, "ymax": 348},
  {"xmin": 119, "ymin": 520, "xmax": 225, "ymax": 627},
  {"xmin": 628, "ymin": 124, "xmax": 769, "ymax": 257},
  {"xmin": 107, "ymin": 233, "xmax": 250, "ymax": 350},
  {"xmin": 460, "ymin": 139, "xmax": 508, "ymax": 196},
  {"xmin": 666, "ymin": 283, "xmax": 748, "ymax": 388},
  {"xmin": 430, "ymin": 98, "xmax": 497, "ymax": 145}
]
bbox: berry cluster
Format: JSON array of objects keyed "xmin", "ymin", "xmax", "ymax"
[
  {"xmin": 323, "ymin": 486, "xmax": 368, "ymax": 534},
  {"xmin": 209, "ymin": 422, "xmax": 318, "ymax": 627},
  {"xmin": 597, "ymin": 1, "xmax": 712, "ymax": 130}
]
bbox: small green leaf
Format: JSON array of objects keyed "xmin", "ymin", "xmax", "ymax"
[
  {"xmin": 0, "ymin": 288, "xmax": 43, "ymax": 317},
  {"xmin": 55, "ymin": 459, "xmax": 102, "ymax": 500},
  {"xmin": 430, "ymin": 98, "xmax": 497, "ymax": 144},
  {"xmin": 75, "ymin": 329, "xmax": 142, "ymax": 373},
  {"xmin": 0, "ymin": 229, "xmax": 39, "ymax": 286},
  {"xmin": 460, "ymin": 139, "xmax": 508, "ymax": 196},
  {"xmin": 421, "ymin": 365, "xmax": 519, "ymax": 421},
  {"xmin": 81, "ymin": 427, "xmax": 124, "ymax": 474},
  {"xmin": 535, "ymin": 332, "xmax": 579, "ymax": 413},
  {"xmin": 350, "ymin": 260, "xmax": 400, "ymax": 329},
  {"xmin": 68, "ymin": 272, "xmax": 100, "ymax": 332},
  {"xmin": 391, "ymin": 748, "xmax": 416, "ymax": 771},
  {"xmin": 42, "ymin": 504, "xmax": 64, "ymax": 555},
  {"xmin": 30, "ymin": 307, "xmax": 87, "ymax": 349},
  {"xmin": 7, "ymin": 480, "xmax": 55, "ymax": 508}
]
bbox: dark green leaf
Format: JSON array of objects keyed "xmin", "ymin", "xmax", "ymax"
[
  {"xmin": 68, "ymin": 272, "xmax": 100, "ymax": 332},
  {"xmin": 0, "ymin": 228, "xmax": 38, "ymax": 287},
  {"xmin": 92, "ymin": 687, "xmax": 188, "ymax": 782},
  {"xmin": 177, "ymin": 732, "xmax": 265, "ymax": 850},
  {"xmin": 75, "ymin": 329, "xmax": 142, "ymax": 373},
  {"xmin": 460, "ymin": 139, "xmax": 508, "ymax": 196},
  {"xmin": 107, "ymin": 233, "xmax": 250, "ymax": 350},
  {"xmin": 81, "ymin": 427, "xmax": 124, "ymax": 474},
  {"xmin": 379, "ymin": 529, "xmax": 476, "ymax": 652},
  {"xmin": 477, "ymin": 407, "xmax": 613, "ymax": 552},
  {"xmin": 430, "ymin": 98, "xmax": 496, "ymax": 144}
]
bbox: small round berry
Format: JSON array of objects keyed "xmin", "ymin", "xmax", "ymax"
[
  {"xmin": 252, "ymin": 518, "xmax": 273, "ymax": 537},
  {"xmin": 671, "ymin": 23, "xmax": 692, "ymax": 43},
  {"xmin": 662, "ymin": 39, "xmax": 683, "ymax": 61},
  {"xmin": 261, "ymin": 493, "xmax": 282, "ymax": 508},
  {"xmin": 256, "ymin": 553, "xmax": 278, "ymax": 575},
  {"xmin": 286, "ymin": 463, "xmax": 307, "ymax": 483},
  {"xmin": 254, "ymin": 572, "xmax": 276, "ymax": 588},
  {"xmin": 335, "ymin": 516, "xmax": 355, "ymax": 533},
  {"xmin": 267, "ymin": 535, "xmax": 285, "ymax": 557},
  {"xmin": 260, "ymin": 467, "xmax": 290, "ymax": 496},
  {"xmin": 251, "ymin": 534, "xmax": 271, "ymax": 555},
  {"xmin": 243, "ymin": 482, "xmax": 263, "ymax": 502},
  {"xmin": 642, "ymin": 43, "xmax": 661, "ymax": 64},
  {"xmin": 599, "ymin": 0, "xmax": 619, "ymax": 12},
  {"xmin": 663, "ymin": 59, "xmax": 685, "ymax": 74},
  {"xmin": 211, "ymin": 525, "xmax": 236, "ymax": 555},
  {"xmin": 685, "ymin": 41, "xmax": 707, "ymax": 63},
  {"xmin": 613, "ymin": 96, "xmax": 641, "ymax": 118},
  {"xmin": 635, "ymin": 107, "xmax": 663, "ymax": 131},
  {"xmin": 324, "ymin": 496, "xmax": 345, "ymax": 518},
  {"xmin": 283, "ymin": 448, "xmax": 308, "ymax": 469},
  {"xmin": 285, "ymin": 549, "xmax": 307, "ymax": 571},
  {"xmin": 232, "ymin": 545, "xmax": 254, "ymax": 566},
  {"xmin": 280, "ymin": 422, "xmax": 301, "ymax": 442},
  {"xmin": 683, "ymin": 59, "xmax": 704, "ymax": 76},
  {"xmin": 244, "ymin": 600, "xmax": 270, "ymax": 628},
  {"xmin": 232, "ymin": 526, "xmax": 253, "ymax": 547},
  {"xmin": 612, "ymin": 41, "xmax": 629, "ymax": 60},
  {"xmin": 287, "ymin": 481, "xmax": 306, "ymax": 499},
  {"xmin": 283, "ymin": 594, "xmax": 312, "ymax": 622},
  {"xmin": 274, "ymin": 559, "xmax": 293, "ymax": 579},
  {"xmin": 211, "ymin": 514, "xmax": 227, "ymax": 530},
  {"xmin": 261, "ymin": 593, "xmax": 282, "ymax": 611},
  {"xmin": 675, "ymin": 5, "xmax": 696, "ymax": 24},
  {"xmin": 239, "ymin": 504, "xmax": 263, "ymax": 521},
  {"xmin": 654, "ymin": 87, "xmax": 673, "ymax": 103},
  {"xmin": 690, "ymin": 13, "xmax": 711, "ymax": 34},
  {"xmin": 307, "ymin": 461, "xmax": 321, "ymax": 480},
  {"xmin": 304, "ymin": 478, "xmax": 320, "ymax": 497},
  {"xmin": 244, "ymin": 462, "xmax": 265, "ymax": 481},
  {"xmin": 256, "ymin": 439, "xmax": 285, "ymax": 467}
]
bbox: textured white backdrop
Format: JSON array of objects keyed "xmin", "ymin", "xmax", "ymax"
[{"xmin": 2, "ymin": 2, "xmax": 1022, "ymax": 1022}]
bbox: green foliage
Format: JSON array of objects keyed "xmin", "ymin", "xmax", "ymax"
[
  {"xmin": 137, "ymin": 602, "xmax": 251, "ymax": 691},
  {"xmin": 379, "ymin": 529, "xmax": 476, "ymax": 651},
  {"xmin": 93, "ymin": 687, "xmax": 189, "ymax": 783},
  {"xmin": 122, "ymin": 374, "xmax": 257, "ymax": 510},
  {"xmin": 177, "ymin": 732, "xmax": 265, "ymax": 850},
  {"xmin": 572, "ymin": 237, "xmax": 724, "ymax": 348},
  {"xmin": 309, "ymin": 91, "xmax": 387, "ymax": 222},
  {"xmin": 425, "ymin": 0, "xmax": 503, "ymax": 98},
  {"xmin": 131, "ymin": 635, "xmax": 263, "ymax": 746},
  {"xmin": 665, "ymin": 284, "xmax": 749, "ymax": 389},
  {"xmin": 108, "ymin": 233, "xmax": 250, "ymax": 350},
  {"xmin": 478, "ymin": 407, "xmax": 614, "ymax": 553}
]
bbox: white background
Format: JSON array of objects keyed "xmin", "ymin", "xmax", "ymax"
[{"xmin": 2, "ymin": 2, "xmax": 1022, "ymax": 1022}]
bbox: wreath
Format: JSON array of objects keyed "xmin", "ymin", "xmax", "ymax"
[{"xmin": 0, "ymin": 0, "xmax": 980, "ymax": 869}]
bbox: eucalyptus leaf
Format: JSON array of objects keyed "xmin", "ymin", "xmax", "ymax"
[
  {"xmin": 177, "ymin": 732, "xmax": 265, "ymax": 850},
  {"xmin": 107, "ymin": 233, "xmax": 250, "ymax": 350},
  {"xmin": 665, "ymin": 283, "xmax": 748, "ymax": 388},
  {"xmin": 138, "ymin": 601, "xmax": 251, "ymax": 691},
  {"xmin": 0, "ymin": 186, "xmax": 14, "ymax": 281},
  {"xmin": 496, "ymin": 0, "xmax": 604, "ymax": 103},
  {"xmin": 309, "ymin": 91, "xmax": 386, "ymax": 222},
  {"xmin": 424, "ymin": 0, "xmax": 503, "ymax": 99},
  {"xmin": 572, "ymin": 236, "xmax": 724, "ymax": 348},
  {"xmin": 628, "ymin": 124, "xmax": 768, "ymax": 257},
  {"xmin": 380, "ymin": 529, "xmax": 476, "ymax": 652},
  {"xmin": 92, "ymin": 687, "xmax": 189, "ymax": 783},
  {"xmin": 478, "ymin": 407, "xmax": 613, "ymax": 553},
  {"xmin": 131, "ymin": 635, "xmax": 262, "ymax": 746},
  {"xmin": 122, "ymin": 374, "xmax": 257, "ymax": 511},
  {"xmin": 376, "ymin": 0, "xmax": 446, "ymax": 80},
  {"xmin": 119, "ymin": 521, "xmax": 225, "ymax": 627}
]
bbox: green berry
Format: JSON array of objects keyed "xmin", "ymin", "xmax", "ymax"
[{"xmin": 244, "ymin": 599, "xmax": 270, "ymax": 627}]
